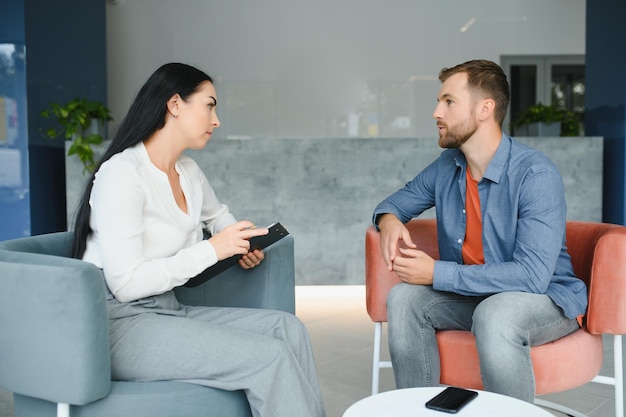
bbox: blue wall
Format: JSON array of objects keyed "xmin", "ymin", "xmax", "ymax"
[
  {"xmin": 25, "ymin": 0, "xmax": 107, "ymax": 235},
  {"xmin": 586, "ymin": 0, "xmax": 626, "ymax": 225},
  {"xmin": 0, "ymin": 0, "xmax": 107, "ymax": 239}
]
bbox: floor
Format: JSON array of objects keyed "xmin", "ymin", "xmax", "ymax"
[{"xmin": 0, "ymin": 285, "xmax": 624, "ymax": 417}]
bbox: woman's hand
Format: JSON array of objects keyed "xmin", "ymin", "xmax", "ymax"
[
  {"xmin": 239, "ymin": 248, "xmax": 265, "ymax": 269},
  {"xmin": 208, "ymin": 221, "xmax": 269, "ymax": 261}
]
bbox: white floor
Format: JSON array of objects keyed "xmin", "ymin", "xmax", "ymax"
[{"xmin": 0, "ymin": 285, "xmax": 624, "ymax": 417}]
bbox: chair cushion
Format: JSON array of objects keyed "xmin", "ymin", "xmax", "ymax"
[
  {"xmin": 14, "ymin": 381, "xmax": 252, "ymax": 417},
  {"xmin": 437, "ymin": 328, "xmax": 603, "ymax": 394}
]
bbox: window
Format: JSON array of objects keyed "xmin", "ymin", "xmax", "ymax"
[{"xmin": 501, "ymin": 55, "xmax": 585, "ymax": 135}]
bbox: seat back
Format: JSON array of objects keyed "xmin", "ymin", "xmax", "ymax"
[
  {"xmin": 365, "ymin": 219, "xmax": 626, "ymax": 335},
  {"xmin": 0, "ymin": 231, "xmax": 74, "ymax": 257}
]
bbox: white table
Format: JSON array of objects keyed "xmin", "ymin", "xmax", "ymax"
[{"xmin": 343, "ymin": 387, "xmax": 554, "ymax": 417}]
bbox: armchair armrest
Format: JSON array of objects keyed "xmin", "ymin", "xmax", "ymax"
[
  {"xmin": 0, "ymin": 233, "xmax": 111, "ymax": 406},
  {"xmin": 366, "ymin": 219, "xmax": 439, "ymax": 323},
  {"xmin": 365, "ymin": 226, "xmax": 400, "ymax": 323},
  {"xmin": 175, "ymin": 235, "xmax": 295, "ymax": 314},
  {"xmin": 586, "ymin": 229, "xmax": 626, "ymax": 334}
]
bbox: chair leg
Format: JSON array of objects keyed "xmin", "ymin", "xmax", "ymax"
[
  {"xmin": 613, "ymin": 335, "xmax": 623, "ymax": 417},
  {"xmin": 590, "ymin": 335, "xmax": 624, "ymax": 417},
  {"xmin": 57, "ymin": 403, "xmax": 70, "ymax": 417},
  {"xmin": 372, "ymin": 322, "xmax": 393, "ymax": 396},
  {"xmin": 534, "ymin": 398, "xmax": 588, "ymax": 417},
  {"xmin": 372, "ymin": 322, "xmax": 382, "ymax": 395}
]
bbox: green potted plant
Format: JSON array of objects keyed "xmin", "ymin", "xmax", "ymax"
[
  {"xmin": 510, "ymin": 102, "xmax": 582, "ymax": 137},
  {"xmin": 559, "ymin": 109, "xmax": 584, "ymax": 137},
  {"xmin": 41, "ymin": 98, "xmax": 113, "ymax": 173}
]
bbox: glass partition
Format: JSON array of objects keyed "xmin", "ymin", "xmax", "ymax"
[{"xmin": 0, "ymin": 43, "xmax": 30, "ymax": 239}]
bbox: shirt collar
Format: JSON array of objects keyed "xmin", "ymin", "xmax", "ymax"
[
  {"xmin": 453, "ymin": 133, "xmax": 511, "ymax": 184},
  {"xmin": 483, "ymin": 133, "xmax": 510, "ymax": 184}
]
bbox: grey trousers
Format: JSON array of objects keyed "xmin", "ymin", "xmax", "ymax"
[
  {"xmin": 107, "ymin": 291, "xmax": 326, "ymax": 417},
  {"xmin": 387, "ymin": 283, "xmax": 580, "ymax": 402}
]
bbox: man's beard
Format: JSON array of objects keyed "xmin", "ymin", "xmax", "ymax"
[{"xmin": 438, "ymin": 118, "xmax": 478, "ymax": 149}]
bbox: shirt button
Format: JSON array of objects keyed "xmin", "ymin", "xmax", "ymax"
[
  {"xmin": 462, "ymin": 209, "xmax": 466, "ymax": 214},
  {"xmin": 457, "ymin": 239, "xmax": 462, "ymax": 244}
]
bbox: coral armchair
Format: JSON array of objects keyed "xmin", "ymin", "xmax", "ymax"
[{"xmin": 365, "ymin": 219, "xmax": 626, "ymax": 417}]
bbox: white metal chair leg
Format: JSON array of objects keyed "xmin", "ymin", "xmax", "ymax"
[
  {"xmin": 613, "ymin": 335, "xmax": 623, "ymax": 417},
  {"xmin": 372, "ymin": 322, "xmax": 382, "ymax": 395},
  {"xmin": 57, "ymin": 403, "xmax": 70, "ymax": 417},
  {"xmin": 372, "ymin": 322, "xmax": 392, "ymax": 395},
  {"xmin": 534, "ymin": 398, "xmax": 589, "ymax": 417},
  {"xmin": 588, "ymin": 335, "xmax": 624, "ymax": 417}
]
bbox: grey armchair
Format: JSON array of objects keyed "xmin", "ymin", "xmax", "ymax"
[{"xmin": 0, "ymin": 231, "xmax": 295, "ymax": 417}]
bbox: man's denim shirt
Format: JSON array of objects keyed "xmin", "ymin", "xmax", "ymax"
[{"xmin": 373, "ymin": 135, "xmax": 587, "ymax": 319}]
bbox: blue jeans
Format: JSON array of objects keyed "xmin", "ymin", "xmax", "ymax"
[{"xmin": 386, "ymin": 283, "xmax": 580, "ymax": 402}]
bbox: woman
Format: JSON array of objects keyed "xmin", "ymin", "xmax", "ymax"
[{"xmin": 71, "ymin": 63, "xmax": 326, "ymax": 417}]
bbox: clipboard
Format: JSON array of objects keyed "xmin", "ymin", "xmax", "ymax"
[{"xmin": 184, "ymin": 222, "xmax": 289, "ymax": 288}]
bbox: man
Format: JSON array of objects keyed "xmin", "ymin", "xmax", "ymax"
[{"xmin": 372, "ymin": 59, "xmax": 587, "ymax": 402}]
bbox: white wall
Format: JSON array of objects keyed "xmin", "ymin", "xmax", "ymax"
[{"xmin": 105, "ymin": 0, "xmax": 585, "ymax": 140}]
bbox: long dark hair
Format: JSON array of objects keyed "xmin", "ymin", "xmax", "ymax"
[{"xmin": 70, "ymin": 63, "xmax": 214, "ymax": 258}]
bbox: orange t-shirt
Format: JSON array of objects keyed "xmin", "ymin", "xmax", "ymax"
[{"xmin": 462, "ymin": 168, "xmax": 485, "ymax": 265}]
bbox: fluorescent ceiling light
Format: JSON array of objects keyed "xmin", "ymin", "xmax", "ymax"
[{"xmin": 460, "ymin": 17, "xmax": 476, "ymax": 33}]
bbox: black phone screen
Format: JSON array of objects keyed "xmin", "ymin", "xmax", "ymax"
[{"xmin": 425, "ymin": 386, "xmax": 478, "ymax": 413}]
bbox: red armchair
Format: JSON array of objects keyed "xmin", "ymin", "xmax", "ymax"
[{"xmin": 366, "ymin": 219, "xmax": 626, "ymax": 417}]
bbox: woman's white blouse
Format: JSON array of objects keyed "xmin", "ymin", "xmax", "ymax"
[{"xmin": 82, "ymin": 142, "xmax": 236, "ymax": 302}]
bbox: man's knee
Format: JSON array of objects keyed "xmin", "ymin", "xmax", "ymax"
[
  {"xmin": 388, "ymin": 283, "xmax": 424, "ymax": 313},
  {"xmin": 388, "ymin": 281, "xmax": 434, "ymax": 302},
  {"xmin": 387, "ymin": 282, "xmax": 408, "ymax": 307},
  {"xmin": 471, "ymin": 293, "xmax": 525, "ymax": 341},
  {"xmin": 387, "ymin": 283, "xmax": 439, "ymax": 326}
]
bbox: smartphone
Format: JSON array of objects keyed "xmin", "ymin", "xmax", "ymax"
[{"xmin": 425, "ymin": 386, "xmax": 478, "ymax": 413}]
